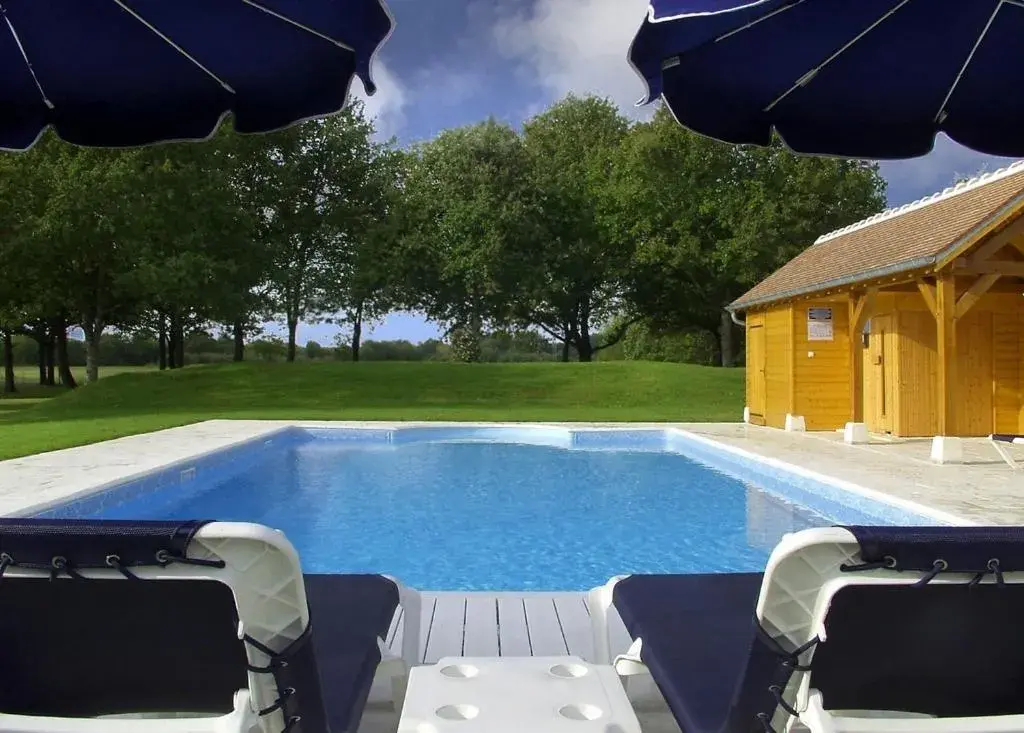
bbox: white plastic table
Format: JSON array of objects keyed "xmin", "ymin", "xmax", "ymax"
[{"xmin": 396, "ymin": 655, "xmax": 642, "ymax": 733}]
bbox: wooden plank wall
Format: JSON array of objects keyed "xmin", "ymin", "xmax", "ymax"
[
  {"xmin": 763, "ymin": 306, "xmax": 793, "ymax": 429},
  {"xmin": 994, "ymin": 308, "xmax": 1022, "ymax": 435},
  {"xmin": 744, "ymin": 288, "xmax": 1022, "ymax": 437},
  {"xmin": 894, "ymin": 308, "xmax": 937, "ymax": 437},
  {"xmin": 791, "ymin": 300, "xmax": 851, "ymax": 431},
  {"xmin": 959, "ymin": 309, "xmax": 994, "ymax": 436},
  {"xmin": 881, "ymin": 291, "xmax": 1021, "ymax": 437}
]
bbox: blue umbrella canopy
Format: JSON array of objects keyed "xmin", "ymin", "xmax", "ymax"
[
  {"xmin": 0, "ymin": 0, "xmax": 394, "ymax": 150},
  {"xmin": 629, "ymin": 0, "xmax": 1024, "ymax": 159}
]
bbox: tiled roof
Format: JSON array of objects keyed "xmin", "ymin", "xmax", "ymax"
[{"xmin": 731, "ymin": 161, "xmax": 1024, "ymax": 311}]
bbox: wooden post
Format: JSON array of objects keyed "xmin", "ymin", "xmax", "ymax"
[
  {"xmin": 847, "ymin": 288, "xmax": 876, "ymax": 422},
  {"xmin": 848, "ymin": 295, "xmax": 863, "ymax": 422},
  {"xmin": 935, "ymin": 274, "xmax": 957, "ymax": 436},
  {"xmin": 787, "ymin": 305, "xmax": 796, "ymax": 418}
]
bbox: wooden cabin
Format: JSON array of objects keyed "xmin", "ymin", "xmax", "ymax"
[{"xmin": 728, "ymin": 162, "xmax": 1024, "ymax": 462}]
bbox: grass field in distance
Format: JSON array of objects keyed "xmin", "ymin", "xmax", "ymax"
[{"xmin": 0, "ymin": 361, "xmax": 745, "ymax": 460}]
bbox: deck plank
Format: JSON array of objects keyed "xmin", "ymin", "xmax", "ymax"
[
  {"xmin": 496, "ymin": 597, "xmax": 532, "ymax": 656},
  {"xmin": 553, "ymin": 594, "xmax": 594, "ymax": 661},
  {"xmin": 395, "ymin": 591, "xmax": 614, "ymax": 662},
  {"xmin": 523, "ymin": 596, "xmax": 569, "ymax": 656},
  {"xmin": 424, "ymin": 594, "xmax": 467, "ymax": 663},
  {"xmin": 463, "ymin": 596, "xmax": 499, "ymax": 657}
]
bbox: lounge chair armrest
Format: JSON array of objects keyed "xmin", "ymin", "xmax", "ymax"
[
  {"xmin": 588, "ymin": 575, "xmax": 629, "ymax": 665},
  {"xmin": 384, "ymin": 575, "xmax": 422, "ymax": 668},
  {"xmin": 613, "ymin": 637, "xmax": 648, "ymax": 677}
]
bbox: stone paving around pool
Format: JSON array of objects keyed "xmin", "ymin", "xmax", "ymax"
[
  {"xmin": 0, "ymin": 418, "xmax": 1019, "ymax": 523},
  {"xmin": 686, "ymin": 423, "xmax": 1024, "ymax": 525}
]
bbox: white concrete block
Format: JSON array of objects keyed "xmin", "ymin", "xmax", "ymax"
[
  {"xmin": 743, "ymin": 406, "xmax": 751, "ymax": 424},
  {"xmin": 930, "ymin": 436, "xmax": 963, "ymax": 464},
  {"xmin": 397, "ymin": 657, "xmax": 642, "ymax": 733},
  {"xmin": 784, "ymin": 414, "xmax": 806, "ymax": 432},
  {"xmin": 843, "ymin": 422, "xmax": 869, "ymax": 445}
]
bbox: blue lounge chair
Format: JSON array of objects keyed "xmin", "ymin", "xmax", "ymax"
[
  {"xmin": 590, "ymin": 526, "xmax": 1024, "ymax": 733},
  {"xmin": 0, "ymin": 519, "xmax": 421, "ymax": 733}
]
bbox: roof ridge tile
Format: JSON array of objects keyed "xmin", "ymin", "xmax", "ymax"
[{"xmin": 814, "ymin": 159, "xmax": 1024, "ymax": 245}]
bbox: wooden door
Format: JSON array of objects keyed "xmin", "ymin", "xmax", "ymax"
[
  {"xmin": 867, "ymin": 315, "xmax": 894, "ymax": 434},
  {"xmin": 747, "ymin": 324, "xmax": 767, "ymax": 425}
]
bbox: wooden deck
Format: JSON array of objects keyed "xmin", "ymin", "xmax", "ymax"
[
  {"xmin": 361, "ymin": 591, "xmax": 678, "ymax": 733},
  {"xmin": 384, "ymin": 591, "xmax": 634, "ymax": 664}
]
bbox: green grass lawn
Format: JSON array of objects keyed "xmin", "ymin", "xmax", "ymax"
[
  {"xmin": 3, "ymin": 365, "xmax": 154, "ymax": 399},
  {"xmin": 0, "ymin": 361, "xmax": 745, "ymax": 460}
]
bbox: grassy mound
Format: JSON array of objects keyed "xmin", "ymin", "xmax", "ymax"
[{"xmin": 0, "ymin": 361, "xmax": 744, "ymax": 459}]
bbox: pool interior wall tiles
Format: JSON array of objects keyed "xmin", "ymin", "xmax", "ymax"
[
  {"xmin": 29, "ymin": 428, "xmax": 306, "ymax": 519},
  {"xmin": 30, "ymin": 426, "xmax": 946, "ymax": 526},
  {"xmin": 663, "ymin": 431, "xmax": 946, "ymax": 526}
]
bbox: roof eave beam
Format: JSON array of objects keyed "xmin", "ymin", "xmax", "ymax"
[
  {"xmin": 955, "ymin": 259, "xmax": 1024, "ymax": 277},
  {"xmin": 967, "ymin": 215, "xmax": 1024, "ymax": 262},
  {"xmin": 954, "ymin": 274, "xmax": 1000, "ymax": 319}
]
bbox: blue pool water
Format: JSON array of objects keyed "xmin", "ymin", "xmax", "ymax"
[{"xmin": 43, "ymin": 428, "xmax": 942, "ymax": 590}]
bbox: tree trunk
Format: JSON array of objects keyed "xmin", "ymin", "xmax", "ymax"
[
  {"xmin": 2, "ymin": 330, "xmax": 15, "ymax": 394},
  {"xmin": 560, "ymin": 340, "xmax": 570, "ymax": 363},
  {"xmin": 37, "ymin": 336, "xmax": 46, "ymax": 386},
  {"xmin": 83, "ymin": 327, "xmax": 101, "ymax": 384},
  {"xmin": 232, "ymin": 320, "xmax": 245, "ymax": 362},
  {"xmin": 157, "ymin": 313, "xmax": 167, "ymax": 370},
  {"xmin": 174, "ymin": 318, "xmax": 185, "ymax": 369},
  {"xmin": 45, "ymin": 335, "xmax": 55, "ymax": 386},
  {"xmin": 286, "ymin": 317, "xmax": 298, "ymax": 363},
  {"xmin": 719, "ymin": 310, "xmax": 734, "ymax": 368},
  {"xmin": 55, "ymin": 324, "xmax": 76, "ymax": 389},
  {"xmin": 351, "ymin": 302, "xmax": 363, "ymax": 362},
  {"xmin": 576, "ymin": 318, "xmax": 594, "ymax": 363},
  {"xmin": 576, "ymin": 299, "xmax": 594, "ymax": 362},
  {"xmin": 167, "ymin": 313, "xmax": 181, "ymax": 369}
]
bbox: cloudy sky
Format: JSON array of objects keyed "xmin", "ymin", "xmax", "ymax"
[{"xmin": 287, "ymin": 0, "xmax": 1020, "ymax": 347}]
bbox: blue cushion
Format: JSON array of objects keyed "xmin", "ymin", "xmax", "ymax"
[{"xmin": 614, "ymin": 573, "xmax": 765, "ymax": 733}]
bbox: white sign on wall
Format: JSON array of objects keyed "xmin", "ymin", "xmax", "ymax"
[{"xmin": 807, "ymin": 307, "xmax": 834, "ymax": 341}]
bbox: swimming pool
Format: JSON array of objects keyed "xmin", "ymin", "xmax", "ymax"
[{"xmin": 34, "ymin": 427, "xmax": 947, "ymax": 590}]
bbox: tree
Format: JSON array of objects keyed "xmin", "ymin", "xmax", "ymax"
[
  {"xmin": 0, "ymin": 138, "xmax": 72, "ymax": 388},
  {"xmin": 332, "ymin": 146, "xmax": 408, "ymax": 362},
  {"xmin": 612, "ymin": 105, "xmax": 886, "ymax": 365},
  {"xmin": 1, "ymin": 328, "xmax": 13, "ymax": 394},
  {"xmin": 395, "ymin": 120, "xmax": 539, "ymax": 359},
  {"xmin": 1, "ymin": 136, "xmax": 154, "ymax": 384},
  {"xmin": 305, "ymin": 341, "xmax": 325, "ymax": 359},
  {"xmin": 217, "ymin": 127, "xmax": 287, "ymax": 363},
  {"xmin": 620, "ymin": 320, "xmax": 718, "ymax": 365},
  {"xmin": 512, "ymin": 95, "xmax": 636, "ymax": 362},
  {"xmin": 250, "ymin": 337, "xmax": 288, "ymax": 361},
  {"xmin": 257, "ymin": 105, "xmax": 384, "ymax": 362},
  {"xmin": 131, "ymin": 126, "xmax": 269, "ymax": 372}
]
